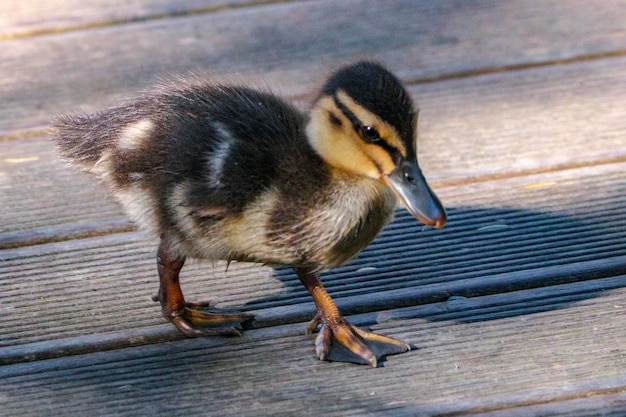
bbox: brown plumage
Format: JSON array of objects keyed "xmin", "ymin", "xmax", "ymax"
[{"xmin": 54, "ymin": 61, "xmax": 446, "ymax": 367}]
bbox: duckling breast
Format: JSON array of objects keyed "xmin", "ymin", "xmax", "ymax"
[
  {"xmin": 265, "ymin": 174, "xmax": 397, "ymax": 269},
  {"xmin": 324, "ymin": 182, "xmax": 397, "ymax": 267}
]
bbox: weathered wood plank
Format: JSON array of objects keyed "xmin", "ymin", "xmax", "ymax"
[
  {"xmin": 2, "ymin": 162, "xmax": 624, "ymax": 355},
  {"xmin": 2, "ymin": 1, "xmax": 625, "ymax": 414},
  {"xmin": 0, "ymin": 217, "xmax": 133, "ymax": 249},
  {"xmin": 414, "ymin": 56, "xmax": 626, "ymax": 185},
  {"xmin": 2, "ymin": 56, "xmax": 625, "ymax": 241},
  {"xmin": 2, "ymin": 275, "xmax": 626, "ymax": 416},
  {"xmin": 1, "ymin": 0, "xmax": 625, "ymax": 135},
  {"xmin": 0, "ymin": 231, "xmax": 282, "ymax": 348},
  {"xmin": 0, "ymin": 136, "xmax": 126, "ymax": 236},
  {"xmin": 464, "ymin": 392, "xmax": 626, "ymax": 417},
  {"xmin": 0, "ymin": 0, "xmax": 264, "ymax": 39},
  {"xmin": 1, "ymin": 254, "xmax": 624, "ymax": 366}
]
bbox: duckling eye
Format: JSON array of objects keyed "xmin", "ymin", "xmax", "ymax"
[{"xmin": 360, "ymin": 125, "xmax": 381, "ymax": 144}]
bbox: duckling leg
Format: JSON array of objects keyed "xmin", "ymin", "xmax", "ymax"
[
  {"xmin": 296, "ymin": 267, "xmax": 410, "ymax": 367},
  {"xmin": 153, "ymin": 237, "xmax": 254, "ymax": 337}
]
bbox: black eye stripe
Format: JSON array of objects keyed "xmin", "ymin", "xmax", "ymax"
[
  {"xmin": 332, "ymin": 95, "xmax": 361, "ymax": 133},
  {"xmin": 333, "ymin": 94, "xmax": 403, "ymax": 165},
  {"xmin": 378, "ymin": 140, "xmax": 402, "ymax": 165},
  {"xmin": 327, "ymin": 111, "xmax": 342, "ymax": 126}
]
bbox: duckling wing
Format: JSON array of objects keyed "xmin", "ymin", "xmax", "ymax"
[{"xmin": 54, "ymin": 84, "xmax": 306, "ymax": 235}]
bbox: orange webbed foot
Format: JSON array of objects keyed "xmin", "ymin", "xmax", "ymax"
[{"xmin": 306, "ymin": 311, "xmax": 410, "ymax": 367}]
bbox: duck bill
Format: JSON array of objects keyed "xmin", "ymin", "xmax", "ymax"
[{"xmin": 383, "ymin": 160, "xmax": 447, "ymax": 229}]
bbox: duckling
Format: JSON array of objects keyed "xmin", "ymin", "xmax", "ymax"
[{"xmin": 54, "ymin": 61, "xmax": 447, "ymax": 367}]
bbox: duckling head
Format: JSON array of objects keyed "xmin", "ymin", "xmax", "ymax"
[{"xmin": 307, "ymin": 61, "xmax": 447, "ymax": 229}]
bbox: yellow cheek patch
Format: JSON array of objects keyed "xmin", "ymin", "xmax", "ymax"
[
  {"xmin": 362, "ymin": 144, "xmax": 397, "ymax": 176},
  {"xmin": 307, "ymin": 96, "xmax": 381, "ymax": 179},
  {"xmin": 335, "ymin": 90, "xmax": 407, "ymax": 157}
]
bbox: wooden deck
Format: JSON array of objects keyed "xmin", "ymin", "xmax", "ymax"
[{"xmin": 1, "ymin": 1, "xmax": 626, "ymax": 415}]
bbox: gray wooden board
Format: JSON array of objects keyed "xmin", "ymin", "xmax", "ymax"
[
  {"xmin": 2, "ymin": 0, "xmax": 625, "ymax": 135},
  {"xmin": 2, "ymin": 56, "xmax": 625, "ymax": 241},
  {"xmin": 0, "ymin": 137, "xmax": 129, "ymax": 236},
  {"xmin": 466, "ymin": 393, "xmax": 626, "ymax": 417},
  {"xmin": 2, "ymin": 162, "xmax": 624, "ymax": 356},
  {"xmin": 2, "ymin": 0, "xmax": 626, "ymax": 414},
  {"xmin": 1, "ymin": 275, "xmax": 626, "ymax": 416},
  {"xmin": 0, "ymin": 0, "xmax": 263, "ymax": 39}
]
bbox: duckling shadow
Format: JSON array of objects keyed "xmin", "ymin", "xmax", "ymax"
[{"xmin": 244, "ymin": 204, "xmax": 626, "ymax": 325}]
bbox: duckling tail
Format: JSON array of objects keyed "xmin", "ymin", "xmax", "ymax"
[{"xmin": 53, "ymin": 113, "xmax": 117, "ymax": 170}]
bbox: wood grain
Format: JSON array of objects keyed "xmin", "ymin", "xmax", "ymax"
[
  {"xmin": 0, "ymin": 0, "xmax": 264, "ymax": 39},
  {"xmin": 2, "ymin": 275, "xmax": 626, "ymax": 416}
]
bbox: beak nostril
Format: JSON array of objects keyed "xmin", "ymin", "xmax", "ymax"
[{"xmin": 385, "ymin": 162, "xmax": 446, "ymax": 229}]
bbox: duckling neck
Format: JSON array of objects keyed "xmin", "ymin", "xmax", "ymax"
[{"xmin": 311, "ymin": 167, "xmax": 397, "ymax": 268}]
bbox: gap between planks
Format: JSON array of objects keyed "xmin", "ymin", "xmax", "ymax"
[
  {"xmin": 4, "ymin": 51, "xmax": 626, "ymax": 143},
  {"xmin": 0, "ymin": 0, "xmax": 291, "ymax": 41},
  {"xmin": 2, "ymin": 275, "xmax": 626, "ymax": 416}
]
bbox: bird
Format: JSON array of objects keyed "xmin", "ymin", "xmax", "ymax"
[{"xmin": 54, "ymin": 61, "xmax": 447, "ymax": 367}]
